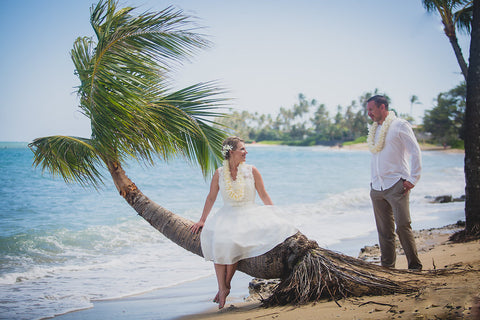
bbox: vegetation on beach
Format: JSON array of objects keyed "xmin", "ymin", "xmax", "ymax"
[
  {"xmin": 342, "ymin": 136, "xmax": 367, "ymax": 146},
  {"xmin": 217, "ymin": 83, "xmax": 467, "ymax": 149}
]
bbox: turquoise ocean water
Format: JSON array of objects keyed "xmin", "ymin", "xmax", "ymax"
[{"xmin": 0, "ymin": 142, "xmax": 465, "ymax": 320}]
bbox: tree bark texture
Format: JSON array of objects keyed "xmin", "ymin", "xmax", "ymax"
[
  {"xmin": 465, "ymin": 0, "xmax": 480, "ymax": 236},
  {"xmin": 441, "ymin": 7, "xmax": 469, "ymax": 80},
  {"xmin": 448, "ymin": 32, "xmax": 469, "ymax": 80}
]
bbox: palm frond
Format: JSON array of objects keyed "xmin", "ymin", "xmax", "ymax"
[
  {"xmin": 421, "ymin": 0, "xmax": 438, "ymax": 13},
  {"xmin": 71, "ymin": 37, "xmax": 95, "ymax": 87},
  {"xmin": 90, "ymin": 0, "xmax": 209, "ymax": 90},
  {"xmin": 146, "ymin": 82, "xmax": 229, "ymax": 176},
  {"xmin": 454, "ymin": 1, "xmax": 473, "ymax": 34},
  {"xmin": 422, "ymin": 0, "xmax": 473, "ymax": 34},
  {"xmin": 29, "ymin": 136, "xmax": 105, "ymax": 188},
  {"xmin": 183, "ymin": 120, "xmax": 228, "ymax": 176},
  {"xmin": 69, "ymin": 0, "xmax": 228, "ymax": 175},
  {"xmin": 36, "ymin": 0, "xmax": 231, "ymax": 184}
]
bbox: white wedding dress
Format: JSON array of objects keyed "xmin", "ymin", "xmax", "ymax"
[{"xmin": 200, "ymin": 163, "xmax": 298, "ymax": 264}]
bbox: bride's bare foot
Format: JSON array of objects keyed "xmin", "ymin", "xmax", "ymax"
[
  {"xmin": 218, "ymin": 289, "xmax": 230, "ymax": 309},
  {"xmin": 213, "ymin": 291, "xmax": 219, "ymax": 303}
]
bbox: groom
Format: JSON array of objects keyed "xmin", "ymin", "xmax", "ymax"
[{"xmin": 366, "ymin": 95, "xmax": 423, "ymax": 271}]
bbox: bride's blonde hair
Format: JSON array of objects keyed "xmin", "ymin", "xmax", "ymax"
[{"xmin": 222, "ymin": 136, "xmax": 244, "ymax": 160}]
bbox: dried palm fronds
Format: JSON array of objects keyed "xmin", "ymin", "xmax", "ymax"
[{"xmin": 261, "ymin": 234, "xmax": 419, "ymax": 306}]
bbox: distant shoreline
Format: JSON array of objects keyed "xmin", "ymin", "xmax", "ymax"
[
  {"xmin": 338, "ymin": 142, "xmax": 465, "ymax": 153},
  {"xmin": 248, "ymin": 141, "xmax": 465, "ymax": 153}
]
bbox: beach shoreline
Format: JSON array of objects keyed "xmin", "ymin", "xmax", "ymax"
[
  {"xmin": 338, "ymin": 142, "xmax": 465, "ymax": 153},
  {"xmin": 246, "ymin": 141, "xmax": 465, "ymax": 154},
  {"xmin": 52, "ymin": 223, "xmax": 480, "ymax": 320}
]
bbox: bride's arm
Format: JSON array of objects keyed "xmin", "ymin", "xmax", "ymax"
[
  {"xmin": 191, "ymin": 169, "xmax": 220, "ymax": 233},
  {"xmin": 252, "ymin": 166, "xmax": 273, "ymax": 205}
]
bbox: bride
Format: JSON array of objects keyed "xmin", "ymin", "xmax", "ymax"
[{"xmin": 190, "ymin": 136, "xmax": 297, "ymax": 309}]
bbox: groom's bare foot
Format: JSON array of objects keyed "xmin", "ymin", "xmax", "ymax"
[{"xmin": 218, "ymin": 289, "xmax": 230, "ymax": 309}]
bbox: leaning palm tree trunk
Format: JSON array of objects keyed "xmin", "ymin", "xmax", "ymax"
[
  {"xmin": 447, "ymin": 29, "xmax": 469, "ymax": 80},
  {"xmin": 109, "ymin": 162, "xmax": 419, "ymax": 305}
]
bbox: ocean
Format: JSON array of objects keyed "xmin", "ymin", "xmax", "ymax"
[{"xmin": 0, "ymin": 142, "xmax": 466, "ymax": 320}]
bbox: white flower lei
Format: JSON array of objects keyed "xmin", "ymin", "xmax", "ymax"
[
  {"xmin": 367, "ymin": 111, "xmax": 396, "ymax": 154},
  {"xmin": 222, "ymin": 160, "xmax": 245, "ymax": 201}
]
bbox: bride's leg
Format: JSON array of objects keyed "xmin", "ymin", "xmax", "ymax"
[
  {"xmin": 225, "ymin": 262, "xmax": 238, "ymax": 291},
  {"xmin": 217, "ymin": 262, "xmax": 237, "ymax": 309},
  {"xmin": 214, "ymin": 264, "xmax": 227, "ymax": 307},
  {"xmin": 215, "ymin": 263, "xmax": 236, "ymax": 309}
]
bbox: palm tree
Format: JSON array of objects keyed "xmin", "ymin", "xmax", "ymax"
[
  {"xmin": 422, "ymin": 0, "xmax": 473, "ymax": 80},
  {"xmin": 29, "ymin": 0, "xmax": 418, "ymax": 306},
  {"xmin": 29, "ymin": 0, "xmax": 227, "ymax": 253},
  {"xmin": 409, "ymin": 94, "xmax": 422, "ymax": 118},
  {"xmin": 459, "ymin": 0, "xmax": 480, "ymax": 239}
]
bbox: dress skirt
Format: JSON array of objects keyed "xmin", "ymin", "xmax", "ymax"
[{"xmin": 200, "ymin": 202, "xmax": 297, "ymax": 264}]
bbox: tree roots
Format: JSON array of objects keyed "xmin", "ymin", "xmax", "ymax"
[{"xmin": 263, "ymin": 237, "xmax": 419, "ymax": 306}]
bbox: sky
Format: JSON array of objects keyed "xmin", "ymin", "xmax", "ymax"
[{"xmin": 0, "ymin": 0, "xmax": 470, "ymax": 142}]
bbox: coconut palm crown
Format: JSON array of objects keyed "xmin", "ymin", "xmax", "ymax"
[
  {"xmin": 422, "ymin": 0, "xmax": 473, "ymax": 80},
  {"xmin": 29, "ymin": 0, "xmax": 227, "ymax": 187}
]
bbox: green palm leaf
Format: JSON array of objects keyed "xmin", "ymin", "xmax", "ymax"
[
  {"xmin": 454, "ymin": 2, "xmax": 473, "ymax": 33},
  {"xmin": 422, "ymin": 0, "xmax": 473, "ymax": 33},
  {"xmin": 149, "ymin": 82, "xmax": 229, "ymax": 174},
  {"xmin": 29, "ymin": 136, "xmax": 104, "ymax": 188}
]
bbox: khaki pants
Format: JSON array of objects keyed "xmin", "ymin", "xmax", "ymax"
[{"xmin": 370, "ymin": 179, "xmax": 422, "ymax": 270}]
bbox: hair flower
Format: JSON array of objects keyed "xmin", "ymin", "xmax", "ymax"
[{"xmin": 221, "ymin": 144, "xmax": 232, "ymax": 158}]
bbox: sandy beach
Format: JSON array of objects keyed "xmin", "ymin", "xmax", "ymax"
[{"xmin": 181, "ymin": 225, "xmax": 480, "ymax": 320}]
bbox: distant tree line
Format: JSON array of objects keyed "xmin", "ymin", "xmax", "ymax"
[
  {"xmin": 217, "ymin": 90, "xmax": 385, "ymax": 146},
  {"xmin": 217, "ymin": 83, "xmax": 465, "ymax": 148},
  {"xmin": 423, "ymin": 82, "xmax": 466, "ymax": 148}
]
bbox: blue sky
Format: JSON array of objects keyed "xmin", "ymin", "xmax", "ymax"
[{"xmin": 0, "ymin": 0, "xmax": 470, "ymax": 142}]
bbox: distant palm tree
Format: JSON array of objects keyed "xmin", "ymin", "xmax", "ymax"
[
  {"xmin": 409, "ymin": 94, "xmax": 422, "ymax": 118},
  {"xmin": 29, "ymin": 0, "xmax": 418, "ymax": 305},
  {"xmin": 422, "ymin": 0, "xmax": 473, "ymax": 80}
]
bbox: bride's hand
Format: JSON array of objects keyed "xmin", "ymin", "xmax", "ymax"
[{"xmin": 191, "ymin": 221, "xmax": 204, "ymax": 234}]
